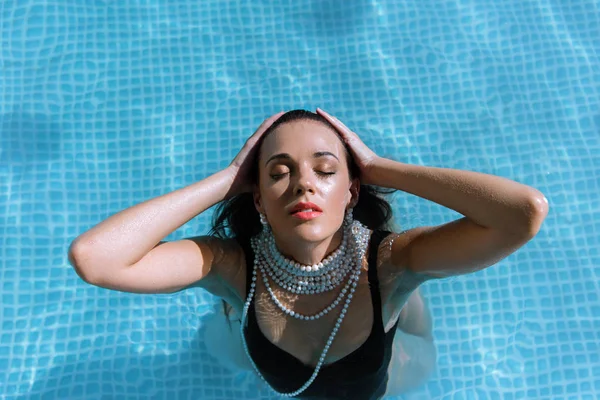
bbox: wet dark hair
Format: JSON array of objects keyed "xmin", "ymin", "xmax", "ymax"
[{"xmin": 207, "ymin": 109, "xmax": 398, "ymax": 329}]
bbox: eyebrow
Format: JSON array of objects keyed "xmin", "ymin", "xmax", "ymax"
[{"xmin": 265, "ymin": 151, "xmax": 339, "ymax": 166}]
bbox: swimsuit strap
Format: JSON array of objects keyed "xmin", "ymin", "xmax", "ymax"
[
  {"xmin": 240, "ymin": 236, "xmax": 253, "ymax": 298},
  {"xmin": 366, "ymin": 229, "xmax": 391, "ymax": 333}
]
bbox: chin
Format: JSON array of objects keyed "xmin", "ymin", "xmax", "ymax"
[{"xmin": 288, "ymin": 224, "xmax": 333, "ymax": 241}]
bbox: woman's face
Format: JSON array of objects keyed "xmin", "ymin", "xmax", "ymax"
[{"xmin": 253, "ymin": 120, "xmax": 360, "ymax": 244}]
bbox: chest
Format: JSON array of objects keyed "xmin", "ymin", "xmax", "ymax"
[{"xmin": 237, "ymin": 258, "xmax": 408, "ymax": 367}]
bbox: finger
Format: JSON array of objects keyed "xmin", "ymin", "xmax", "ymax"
[
  {"xmin": 316, "ymin": 108, "xmax": 354, "ymax": 139},
  {"xmin": 262, "ymin": 111, "xmax": 285, "ymax": 128},
  {"xmin": 269, "ymin": 110, "xmax": 286, "ymax": 120},
  {"xmin": 253, "ymin": 111, "xmax": 285, "ymax": 137},
  {"xmin": 316, "ymin": 107, "xmax": 342, "ymax": 123},
  {"xmin": 317, "ymin": 108, "xmax": 348, "ymax": 130},
  {"xmin": 316, "ymin": 107, "xmax": 336, "ymax": 122}
]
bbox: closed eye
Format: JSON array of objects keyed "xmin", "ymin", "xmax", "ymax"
[{"xmin": 270, "ymin": 171, "xmax": 335, "ymax": 180}]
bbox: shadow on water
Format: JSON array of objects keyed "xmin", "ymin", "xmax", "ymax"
[
  {"xmin": 11, "ymin": 300, "xmax": 261, "ymax": 400},
  {"xmin": 295, "ymin": 0, "xmax": 376, "ymax": 37},
  {"xmin": 0, "ymin": 110, "xmax": 63, "ymax": 167},
  {"xmin": 0, "ymin": 109, "xmax": 264, "ymax": 399}
]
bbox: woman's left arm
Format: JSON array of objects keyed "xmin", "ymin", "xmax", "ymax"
[
  {"xmin": 366, "ymin": 159, "xmax": 549, "ymax": 278},
  {"xmin": 317, "ymin": 108, "xmax": 549, "ymax": 278},
  {"xmin": 368, "ymin": 159, "xmax": 548, "ymax": 237}
]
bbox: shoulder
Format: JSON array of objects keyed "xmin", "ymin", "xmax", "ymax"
[
  {"xmin": 195, "ymin": 235, "xmax": 247, "ymax": 308},
  {"xmin": 374, "ymin": 228, "xmax": 436, "ymax": 291},
  {"xmin": 374, "ymin": 227, "xmax": 439, "ymax": 268}
]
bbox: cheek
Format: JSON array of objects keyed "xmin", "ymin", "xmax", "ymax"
[
  {"xmin": 323, "ymin": 176, "xmax": 351, "ymax": 197},
  {"xmin": 322, "ymin": 185, "xmax": 351, "ymax": 211},
  {"xmin": 260, "ymin": 184, "xmax": 286, "ymax": 211}
]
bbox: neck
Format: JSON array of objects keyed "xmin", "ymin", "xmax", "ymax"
[{"xmin": 271, "ymin": 226, "xmax": 345, "ymax": 266}]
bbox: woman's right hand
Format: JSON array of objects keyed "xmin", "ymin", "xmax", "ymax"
[{"xmin": 226, "ymin": 111, "xmax": 285, "ymax": 196}]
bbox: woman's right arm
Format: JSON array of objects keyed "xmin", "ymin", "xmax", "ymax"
[
  {"xmin": 68, "ymin": 111, "xmax": 284, "ymax": 295},
  {"xmin": 68, "ymin": 167, "xmax": 240, "ymax": 294}
]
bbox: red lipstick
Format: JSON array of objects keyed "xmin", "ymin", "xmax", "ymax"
[{"xmin": 289, "ymin": 202, "xmax": 323, "ymax": 220}]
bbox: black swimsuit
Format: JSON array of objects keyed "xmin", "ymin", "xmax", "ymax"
[{"xmin": 238, "ymin": 229, "xmax": 399, "ymax": 400}]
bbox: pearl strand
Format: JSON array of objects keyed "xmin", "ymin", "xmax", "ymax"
[
  {"xmin": 257, "ymin": 252, "xmax": 359, "ymax": 320},
  {"xmin": 259, "ymin": 223, "xmax": 354, "ymax": 294},
  {"xmin": 267, "ymin": 229, "xmax": 348, "ymax": 275},
  {"xmin": 259, "ymin": 215, "xmax": 352, "ymax": 293},
  {"xmin": 255, "ymin": 221, "xmax": 361, "ymax": 319},
  {"xmin": 239, "ymin": 219, "xmax": 372, "ymax": 397}
]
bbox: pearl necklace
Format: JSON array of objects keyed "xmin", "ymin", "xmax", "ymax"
[
  {"xmin": 239, "ymin": 219, "xmax": 372, "ymax": 397},
  {"xmin": 261, "ymin": 221, "xmax": 353, "ymax": 295}
]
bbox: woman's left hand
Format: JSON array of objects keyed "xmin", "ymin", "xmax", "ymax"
[{"xmin": 316, "ymin": 108, "xmax": 381, "ymax": 185}]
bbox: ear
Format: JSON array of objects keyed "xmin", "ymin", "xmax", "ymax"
[
  {"xmin": 348, "ymin": 177, "xmax": 360, "ymax": 208},
  {"xmin": 252, "ymin": 184, "xmax": 265, "ymax": 214}
]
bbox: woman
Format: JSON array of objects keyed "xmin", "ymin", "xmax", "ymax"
[{"xmin": 68, "ymin": 109, "xmax": 549, "ymax": 399}]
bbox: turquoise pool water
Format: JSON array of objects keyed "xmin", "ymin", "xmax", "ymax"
[{"xmin": 1, "ymin": 0, "xmax": 599, "ymax": 399}]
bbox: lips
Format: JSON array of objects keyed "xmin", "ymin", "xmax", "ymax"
[
  {"xmin": 291, "ymin": 210, "xmax": 322, "ymax": 221},
  {"xmin": 289, "ymin": 202, "xmax": 323, "ymax": 214},
  {"xmin": 291, "ymin": 208, "xmax": 319, "ymax": 214}
]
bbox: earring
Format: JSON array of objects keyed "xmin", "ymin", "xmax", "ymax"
[
  {"xmin": 344, "ymin": 208, "xmax": 354, "ymax": 225},
  {"xmin": 259, "ymin": 213, "xmax": 269, "ymax": 230}
]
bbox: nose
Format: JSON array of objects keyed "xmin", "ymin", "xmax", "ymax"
[{"xmin": 292, "ymin": 166, "xmax": 316, "ymax": 195}]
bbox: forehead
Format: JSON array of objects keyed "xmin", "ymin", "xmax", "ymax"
[{"xmin": 261, "ymin": 120, "xmax": 344, "ymax": 155}]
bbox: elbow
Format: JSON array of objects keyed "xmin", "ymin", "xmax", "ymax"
[
  {"xmin": 68, "ymin": 241, "xmax": 97, "ymax": 284},
  {"xmin": 523, "ymin": 191, "xmax": 549, "ymax": 237}
]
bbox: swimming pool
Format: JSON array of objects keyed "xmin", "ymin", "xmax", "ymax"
[{"xmin": 1, "ymin": 0, "xmax": 598, "ymax": 398}]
